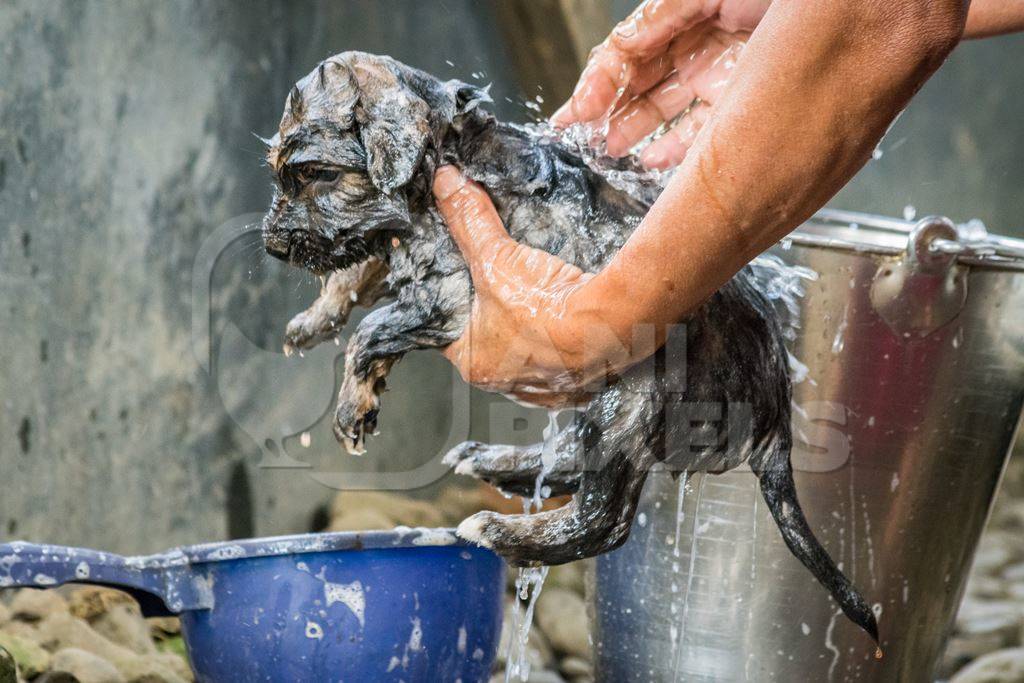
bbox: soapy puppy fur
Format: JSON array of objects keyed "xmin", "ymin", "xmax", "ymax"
[{"xmin": 261, "ymin": 52, "xmax": 879, "ymax": 643}]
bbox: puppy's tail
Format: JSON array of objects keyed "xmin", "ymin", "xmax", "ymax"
[{"xmin": 754, "ymin": 431, "xmax": 880, "ymax": 649}]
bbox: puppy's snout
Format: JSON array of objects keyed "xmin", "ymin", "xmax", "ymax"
[
  {"xmin": 264, "ymin": 230, "xmax": 291, "ymax": 260},
  {"xmin": 262, "ymin": 205, "xmax": 293, "ymax": 261}
]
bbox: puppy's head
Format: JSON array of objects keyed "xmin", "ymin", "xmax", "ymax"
[{"xmin": 262, "ymin": 52, "xmax": 488, "ymax": 273}]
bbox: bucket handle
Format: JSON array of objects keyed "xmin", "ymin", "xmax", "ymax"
[
  {"xmin": 0, "ymin": 542, "xmax": 212, "ymax": 617},
  {"xmin": 869, "ymin": 216, "xmax": 969, "ymax": 338}
]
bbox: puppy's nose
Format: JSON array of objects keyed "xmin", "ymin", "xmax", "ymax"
[{"xmin": 264, "ymin": 232, "xmax": 291, "ymax": 260}]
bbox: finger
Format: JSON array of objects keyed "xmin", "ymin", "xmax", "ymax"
[
  {"xmin": 623, "ymin": 52, "xmax": 677, "ymax": 100},
  {"xmin": 554, "ymin": 34, "xmax": 655, "ymax": 127},
  {"xmin": 550, "ymin": 32, "xmax": 680, "ymax": 128},
  {"xmin": 605, "ymin": 28, "xmax": 738, "ymax": 155},
  {"xmin": 609, "ymin": 0, "xmax": 715, "ymax": 57},
  {"xmin": 551, "ymin": 101, "xmax": 573, "ymax": 127},
  {"xmin": 605, "ymin": 73, "xmax": 697, "ymax": 156},
  {"xmin": 640, "ymin": 101, "xmax": 710, "ymax": 169},
  {"xmin": 433, "ymin": 166, "xmax": 513, "ymax": 274}
]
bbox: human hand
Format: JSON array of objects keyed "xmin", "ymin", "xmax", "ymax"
[
  {"xmin": 553, "ymin": 0, "xmax": 770, "ymax": 169},
  {"xmin": 432, "ymin": 166, "xmax": 652, "ymax": 408}
]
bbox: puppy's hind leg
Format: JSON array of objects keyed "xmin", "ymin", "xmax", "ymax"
[{"xmin": 458, "ymin": 388, "xmax": 659, "ymax": 566}]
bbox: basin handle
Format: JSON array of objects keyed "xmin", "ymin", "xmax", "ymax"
[{"xmin": 0, "ymin": 541, "xmax": 212, "ymax": 617}]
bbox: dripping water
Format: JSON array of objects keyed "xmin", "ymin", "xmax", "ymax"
[{"xmin": 505, "ymin": 409, "xmax": 560, "ymax": 682}]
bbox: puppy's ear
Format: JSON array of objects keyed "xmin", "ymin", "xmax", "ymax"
[
  {"xmin": 358, "ymin": 88, "xmax": 432, "ymax": 195},
  {"xmin": 445, "ymin": 80, "xmax": 491, "ymax": 117}
]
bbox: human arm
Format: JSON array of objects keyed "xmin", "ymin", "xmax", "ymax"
[
  {"xmin": 437, "ymin": 0, "xmax": 969, "ymax": 406},
  {"xmin": 964, "ymin": 0, "xmax": 1024, "ymax": 38}
]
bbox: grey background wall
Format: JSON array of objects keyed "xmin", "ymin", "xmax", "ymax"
[{"xmin": 0, "ymin": 1, "xmax": 1021, "ymax": 554}]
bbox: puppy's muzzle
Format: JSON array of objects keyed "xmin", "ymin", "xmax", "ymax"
[{"xmin": 264, "ymin": 231, "xmax": 291, "ymax": 260}]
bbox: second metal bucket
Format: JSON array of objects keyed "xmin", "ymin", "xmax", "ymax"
[{"xmin": 592, "ymin": 211, "xmax": 1024, "ymax": 682}]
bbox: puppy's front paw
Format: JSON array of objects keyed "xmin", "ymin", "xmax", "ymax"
[
  {"xmin": 443, "ymin": 441, "xmax": 495, "ymax": 475},
  {"xmin": 284, "ymin": 309, "xmax": 342, "ymax": 355},
  {"xmin": 333, "ymin": 380, "xmax": 382, "ymax": 456}
]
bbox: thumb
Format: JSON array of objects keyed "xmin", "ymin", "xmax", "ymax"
[{"xmin": 433, "ymin": 165, "xmax": 513, "ymax": 272}]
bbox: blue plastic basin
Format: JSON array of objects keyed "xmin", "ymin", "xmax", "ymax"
[{"xmin": 0, "ymin": 528, "xmax": 505, "ymax": 682}]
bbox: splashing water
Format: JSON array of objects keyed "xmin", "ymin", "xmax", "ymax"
[
  {"xmin": 506, "ymin": 410, "xmax": 560, "ymax": 681},
  {"xmin": 673, "ymin": 475, "xmax": 707, "ymax": 681},
  {"xmin": 505, "ymin": 565, "xmax": 550, "ymax": 682},
  {"xmin": 668, "ymin": 472, "xmax": 690, "ymax": 656},
  {"xmin": 531, "ymin": 411, "xmax": 561, "ymax": 511},
  {"xmin": 960, "ymin": 218, "xmax": 989, "ymax": 242}
]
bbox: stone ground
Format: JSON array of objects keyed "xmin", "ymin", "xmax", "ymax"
[
  {"xmin": 938, "ymin": 456, "xmax": 1024, "ymax": 683},
  {"xmin": 0, "ymin": 585, "xmax": 190, "ymax": 682},
  {"xmin": 1, "ymin": 455, "xmax": 1020, "ymax": 682}
]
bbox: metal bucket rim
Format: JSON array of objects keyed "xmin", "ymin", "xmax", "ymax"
[{"xmin": 792, "ymin": 209, "xmax": 1024, "ymax": 272}]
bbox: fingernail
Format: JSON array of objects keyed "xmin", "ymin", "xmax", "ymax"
[{"xmin": 433, "ymin": 165, "xmax": 466, "ymax": 201}]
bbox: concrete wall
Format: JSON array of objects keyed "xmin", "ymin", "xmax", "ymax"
[
  {"xmin": 0, "ymin": 0, "xmax": 535, "ymax": 553},
  {"xmin": 1, "ymin": 1, "xmax": 1021, "ymax": 554}
]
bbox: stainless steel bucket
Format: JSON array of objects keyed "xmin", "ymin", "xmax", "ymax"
[{"xmin": 591, "ymin": 211, "xmax": 1024, "ymax": 682}]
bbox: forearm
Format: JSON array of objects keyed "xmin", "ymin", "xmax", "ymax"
[
  {"xmin": 965, "ymin": 0, "xmax": 1024, "ymax": 38},
  {"xmin": 573, "ymin": 0, "xmax": 966, "ymax": 343}
]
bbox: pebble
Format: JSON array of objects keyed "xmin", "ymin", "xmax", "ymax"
[
  {"xmin": 89, "ymin": 605, "xmax": 156, "ymax": 656},
  {"xmin": 956, "ymin": 600, "xmax": 1024, "ymax": 645},
  {"xmin": 51, "ymin": 648, "xmax": 125, "ymax": 683},
  {"xmin": 950, "ymin": 647, "xmax": 1024, "ymax": 683},
  {"xmin": 941, "ymin": 632, "xmax": 1014, "ymax": 680},
  {"xmin": 33, "ymin": 613, "xmax": 136, "ymax": 667},
  {"xmin": 9, "ymin": 590, "xmax": 69, "ymax": 623},
  {"xmin": 116, "ymin": 654, "xmax": 189, "ymax": 683},
  {"xmin": 973, "ymin": 543, "xmax": 1016, "ymax": 577},
  {"xmin": 329, "ymin": 491, "xmax": 444, "ymax": 529},
  {"xmin": 1002, "ymin": 562, "xmax": 1024, "ymax": 583},
  {"xmin": 559, "ymin": 656, "xmax": 593, "ymax": 678},
  {"xmin": 0, "ymin": 646, "xmax": 15, "ymax": 683},
  {"xmin": 967, "ymin": 573, "xmax": 1012, "ymax": 601},
  {"xmin": 546, "ymin": 563, "xmax": 586, "ymax": 595},
  {"xmin": 325, "ymin": 507, "xmax": 396, "ymax": 533},
  {"xmin": 36, "ymin": 673, "xmax": 82, "ymax": 683},
  {"xmin": 145, "ymin": 618, "xmax": 181, "ymax": 640},
  {"xmin": 946, "ymin": 460, "xmax": 1024, "ymax": 679},
  {"xmin": 535, "ymin": 589, "xmax": 590, "ymax": 659},
  {"xmin": 0, "ymin": 632, "xmax": 51, "ymax": 678}
]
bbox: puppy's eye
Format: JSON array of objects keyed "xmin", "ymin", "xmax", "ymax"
[{"xmin": 296, "ymin": 166, "xmax": 341, "ymax": 186}]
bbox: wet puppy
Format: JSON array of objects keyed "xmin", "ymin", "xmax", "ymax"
[{"xmin": 261, "ymin": 52, "xmax": 878, "ymax": 641}]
